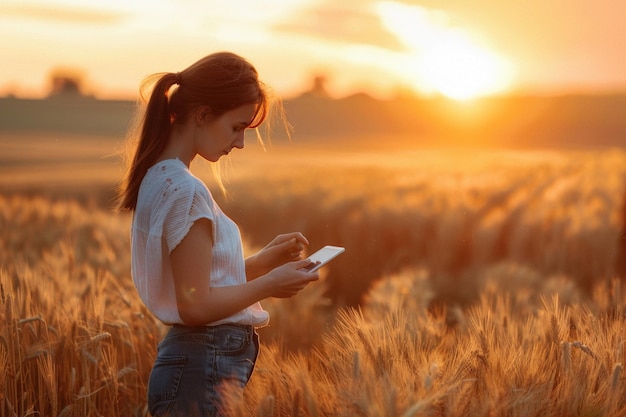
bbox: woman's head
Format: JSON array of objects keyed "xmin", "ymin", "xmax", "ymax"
[
  {"xmin": 117, "ymin": 52, "xmax": 278, "ymax": 211},
  {"xmin": 168, "ymin": 52, "xmax": 268, "ymax": 128}
]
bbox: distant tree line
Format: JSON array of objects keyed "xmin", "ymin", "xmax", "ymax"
[{"xmin": 47, "ymin": 69, "xmax": 90, "ymax": 98}]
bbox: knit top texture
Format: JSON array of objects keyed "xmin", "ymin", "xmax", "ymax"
[{"xmin": 131, "ymin": 158, "xmax": 269, "ymax": 327}]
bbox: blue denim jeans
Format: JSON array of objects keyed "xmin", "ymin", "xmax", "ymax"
[{"xmin": 148, "ymin": 323, "xmax": 259, "ymax": 417}]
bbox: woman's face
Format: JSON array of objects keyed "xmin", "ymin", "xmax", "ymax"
[{"xmin": 194, "ymin": 103, "xmax": 257, "ymax": 162}]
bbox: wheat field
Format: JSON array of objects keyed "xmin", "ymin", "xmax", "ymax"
[{"xmin": 1, "ymin": 133, "xmax": 625, "ymax": 416}]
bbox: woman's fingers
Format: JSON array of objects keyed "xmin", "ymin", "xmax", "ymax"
[
  {"xmin": 269, "ymin": 260, "xmax": 319, "ymax": 298},
  {"xmin": 273, "ymin": 232, "xmax": 309, "ymax": 247}
]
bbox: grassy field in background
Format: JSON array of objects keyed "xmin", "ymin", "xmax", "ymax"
[{"xmin": 1, "ymin": 132, "xmax": 625, "ymax": 416}]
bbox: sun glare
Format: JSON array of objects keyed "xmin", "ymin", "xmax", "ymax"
[{"xmin": 377, "ymin": 2, "xmax": 514, "ymax": 101}]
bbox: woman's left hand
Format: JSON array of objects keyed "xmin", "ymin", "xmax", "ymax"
[{"xmin": 246, "ymin": 232, "xmax": 310, "ymax": 279}]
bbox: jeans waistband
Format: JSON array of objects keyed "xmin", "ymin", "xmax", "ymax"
[
  {"xmin": 172, "ymin": 323, "xmax": 254, "ymax": 333},
  {"xmin": 164, "ymin": 323, "xmax": 255, "ymax": 344},
  {"xmin": 160, "ymin": 323, "xmax": 258, "ymax": 351}
]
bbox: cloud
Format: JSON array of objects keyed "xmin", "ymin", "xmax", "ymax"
[
  {"xmin": 0, "ymin": 3, "xmax": 125, "ymax": 25},
  {"xmin": 272, "ymin": 0, "xmax": 407, "ymax": 52}
]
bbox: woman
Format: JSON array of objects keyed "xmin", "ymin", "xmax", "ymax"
[{"xmin": 117, "ymin": 52, "xmax": 319, "ymax": 416}]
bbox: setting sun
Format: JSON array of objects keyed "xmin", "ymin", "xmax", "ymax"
[
  {"xmin": 377, "ymin": 2, "xmax": 514, "ymax": 100},
  {"xmin": 420, "ymin": 34, "xmax": 513, "ymax": 101}
]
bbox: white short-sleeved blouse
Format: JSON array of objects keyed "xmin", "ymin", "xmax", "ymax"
[{"xmin": 131, "ymin": 158, "xmax": 269, "ymax": 327}]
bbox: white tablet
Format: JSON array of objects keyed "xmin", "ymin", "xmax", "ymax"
[{"xmin": 302, "ymin": 245, "xmax": 345, "ymax": 273}]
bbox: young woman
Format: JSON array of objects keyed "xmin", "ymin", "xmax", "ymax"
[{"xmin": 117, "ymin": 52, "xmax": 319, "ymax": 417}]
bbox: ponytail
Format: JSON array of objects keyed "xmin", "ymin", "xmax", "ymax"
[{"xmin": 117, "ymin": 73, "xmax": 178, "ymax": 211}]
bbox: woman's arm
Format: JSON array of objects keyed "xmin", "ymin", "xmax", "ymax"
[{"xmin": 171, "ymin": 219, "xmax": 318, "ymax": 326}]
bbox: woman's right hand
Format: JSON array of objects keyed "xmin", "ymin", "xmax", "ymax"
[{"xmin": 265, "ymin": 259, "xmax": 320, "ymax": 298}]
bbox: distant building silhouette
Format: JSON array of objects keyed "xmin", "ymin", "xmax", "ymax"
[
  {"xmin": 308, "ymin": 75, "xmax": 330, "ymax": 97},
  {"xmin": 47, "ymin": 70, "xmax": 87, "ymax": 98}
]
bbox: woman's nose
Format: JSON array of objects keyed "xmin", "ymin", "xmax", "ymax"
[{"xmin": 233, "ymin": 133, "xmax": 245, "ymax": 149}]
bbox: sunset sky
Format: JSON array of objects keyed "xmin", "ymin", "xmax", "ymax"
[{"xmin": 1, "ymin": 0, "xmax": 626, "ymax": 101}]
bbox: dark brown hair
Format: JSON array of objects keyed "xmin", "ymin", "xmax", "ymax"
[{"xmin": 117, "ymin": 52, "xmax": 276, "ymax": 211}]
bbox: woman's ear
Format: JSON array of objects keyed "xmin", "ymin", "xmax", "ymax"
[{"xmin": 195, "ymin": 105, "xmax": 212, "ymax": 125}]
